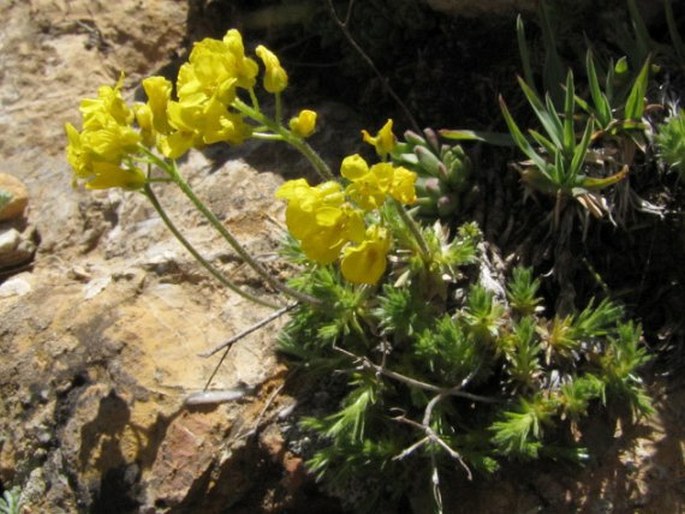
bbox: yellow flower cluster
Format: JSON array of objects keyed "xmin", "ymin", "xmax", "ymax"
[
  {"xmin": 65, "ymin": 29, "xmax": 302, "ymax": 190},
  {"xmin": 65, "ymin": 75, "xmax": 146, "ymax": 190},
  {"xmin": 276, "ymin": 126, "xmax": 416, "ymax": 284}
]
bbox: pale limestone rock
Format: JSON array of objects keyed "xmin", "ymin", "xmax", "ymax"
[
  {"xmin": 0, "ymin": 226, "xmax": 36, "ymax": 269},
  {"xmin": 0, "ymin": 273, "xmax": 32, "ymax": 297}
]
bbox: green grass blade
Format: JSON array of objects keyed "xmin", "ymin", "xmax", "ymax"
[
  {"xmin": 581, "ymin": 166, "xmax": 629, "ymax": 190},
  {"xmin": 499, "ymin": 95, "xmax": 550, "ymax": 173},
  {"xmin": 586, "ymin": 50, "xmax": 613, "ymax": 127},
  {"xmin": 624, "ymin": 56, "xmax": 651, "ymax": 121},
  {"xmin": 439, "ymin": 129, "xmax": 515, "ymax": 146},
  {"xmin": 518, "ymin": 77, "xmax": 563, "ymax": 148},
  {"xmin": 626, "ymin": 0, "xmax": 652, "ymax": 64},
  {"xmin": 517, "ymin": 14, "xmax": 537, "ymax": 94},
  {"xmin": 540, "ymin": 0, "xmax": 565, "ymax": 108},
  {"xmin": 569, "ymin": 119, "xmax": 594, "ymax": 180},
  {"xmin": 562, "ymin": 71, "xmax": 576, "ymax": 153},
  {"xmin": 529, "ymin": 129, "xmax": 558, "ymax": 157}
]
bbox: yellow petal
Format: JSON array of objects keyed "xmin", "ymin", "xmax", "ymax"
[
  {"xmin": 289, "ymin": 109, "xmax": 317, "ymax": 138},
  {"xmin": 340, "ymin": 226, "xmax": 391, "ymax": 284},
  {"xmin": 340, "ymin": 154, "xmax": 369, "ymax": 181},
  {"xmin": 255, "ymin": 45, "xmax": 288, "ymax": 93},
  {"xmin": 361, "ymin": 119, "xmax": 396, "ymax": 158}
]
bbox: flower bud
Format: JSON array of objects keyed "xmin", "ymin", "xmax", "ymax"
[
  {"xmin": 256, "ymin": 45, "xmax": 288, "ymax": 93},
  {"xmin": 289, "ymin": 109, "xmax": 317, "ymax": 138}
]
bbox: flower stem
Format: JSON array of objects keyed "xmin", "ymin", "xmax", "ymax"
[
  {"xmin": 142, "ymin": 184, "xmax": 280, "ymax": 309},
  {"xmin": 166, "ymin": 160, "xmax": 322, "ymax": 306},
  {"xmin": 392, "ymin": 199, "xmax": 431, "ymax": 262},
  {"xmin": 233, "ymin": 98, "xmax": 335, "ymax": 182}
]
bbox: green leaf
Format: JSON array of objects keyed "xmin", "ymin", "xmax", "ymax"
[
  {"xmin": 580, "ymin": 166, "xmax": 629, "ymax": 191},
  {"xmin": 568, "ymin": 119, "xmax": 594, "ymax": 181},
  {"xmin": 539, "ymin": 0, "xmax": 565, "ymax": 108},
  {"xmin": 499, "ymin": 95, "xmax": 550, "ymax": 175},
  {"xmin": 438, "ymin": 129, "xmax": 514, "ymax": 147},
  {"xmin": 562, "ymin": 71, "xmax": 576, "ymax": 153},
  {"xmin": 624, "ymin": 56, "xmax": 651, "ymax": 121},
  {"xmin": 529, "ymin": 129, "xmax": 557, "ymax": 157},
  {"xmin": 626, "ymin": 0, "xmax": 652, "ymax": 63},
  {"xmin": 585, "ymin": 50, "xmax": 613, "ymax": 127},
  {"xmin": 516, "ymin": 14, "xmax": 537, "ymax": 95},
  {"xmin": 517, "ymin": 77, "xmax": 563, "ymax": 149},
  {"xmin": 507, "ymin": 266, "xmax": 542, "ymax": 316}
]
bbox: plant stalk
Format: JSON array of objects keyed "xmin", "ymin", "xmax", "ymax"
[
  {"xmin": 165, "ymin": 161, "xmax": 322, "ymax": 306},
  {"xmin": 143, "ymin": 184, "xmax": 279, "ymax": 308},
  {"xmin": 233, "ymin": 98, "xmax": 335, "ymax": 181}
]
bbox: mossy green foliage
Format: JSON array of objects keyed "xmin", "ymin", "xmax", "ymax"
[
  {"xmin": 656, "ymin": 109, "xmax": 685, "ymax": 178},
  {"xmin": 279, "ymin": 227, "xmax": 652, "ymax": 511}
]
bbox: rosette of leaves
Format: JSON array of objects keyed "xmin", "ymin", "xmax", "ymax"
[
  {"xmin": 392, "ymin": 128, "xmax": 473, "ymax": 217},
  {"xmin": 279, "ymin": 227, "xmax": 652, "ymax": 513},
  {"xmin": 655, "ymin": 108, "xmax": 685, "ymax": 179}
]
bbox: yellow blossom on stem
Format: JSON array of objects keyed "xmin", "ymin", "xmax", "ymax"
[
  {"xmin": 289, "ymin": 110, "xmax": 317, "ymax": 138},
  {"xmin": 344, "ymin": 163, "xmax": 393, "ymax": 211},
  {"xmin": 65, "ymin": 122, "xmax": 146, "ymax": 190},
  {"xmin": 141, "ymin": 76, "xmax": 173, "ymax": 134},
  {"xmin": 340, "ymin": 225, "xmax": 391, "ymax": 284},
  {"xmin": 255, "ymin": 45, "xmax": 288, "ymax": 94},
  {"xmin": 361, "ymin": 119, "xmax": 396, "ymax": 159},
  {"xmin": 176, "ymin": 29, "xmax": 258, "ymax": 104},
  {"xmin": 79, "ymin": 73, "xmax": 133, "ymax": 128},
  {"xmin": 65, "ymin": 74, "xmax": 148, "ymax": 191},
  {"xmin": 276, "ymin": 179, "xmax": 365, "ymax": 264},
  {"xmin": 163, "ymin": 94, "xmax": 251, "ymax": 157},
  {"xmin": 341, "ymin": 155, "xmax": 416, "ymax": 210},
  {"xmin": 389, "ymin": 166, "xmax": 417, "ymax": 205},
  {"xmin": 223, "ymin": 29, "xmax": 259, "ymax": 90}
]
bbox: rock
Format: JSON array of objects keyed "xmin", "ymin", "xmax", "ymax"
[
  {"xmin": 0, "ymin": 226, "xmax": 36, "ymax": 269},
  {"xmin": 0, "ymin": 273, "xmax": 32, "ymax": 297},
  {"xmin": 0, "ymin": 173, "xmax": 29, "ymax": 221}
]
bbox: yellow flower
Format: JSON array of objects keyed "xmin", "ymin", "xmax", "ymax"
[
  {"xmin": 275, "ymin": 179, "xmax": 365, "ymax": 264},
  {"xmin": 340, "ymin": 225, "xmax": 391, "ymax": 284},
  {"xmin": 361, "ymin": 119, "xmax": 396, "ymax": 158},
  {"xmin": 65, "ymin": 122, "xmax": 146, "ymax": 190},
  {"xmin": 289, "ymin": 110, "xmax": 317, "ymax": 138},
  {"xmin": 389, "ymin": 166, "xmax": 417, "ymax": 205},
  {"xmin": 300, "ymin": 205, "xmax": 365, "ymax": 264},
  {"xmin": 341, "ymin": 155, "xmax": 395, "ymax": 211},
  {"xmin": 340, "ymin": 154, "xmax": 369, "ymax": 181},
  {"xmin": 134, "ymin": 103, "xmax": 155, "ymax": 147},
  {"xmin": 158, "ymin": 131, "xmax": 196, "ymax": 160},
  {"xmin": 141, "ymin": 76, "xmax": 172, "ymax": 134},
  {"xmin": 177, "ymin": 37, "xmax": 242, "ymax": 104},
  {"xmin": 276, "ymin": 179, "xmax": 344, "ymax": 241},
  {"xmin": 164, "ymin": 94, "xmax": 251, "ymax": 156},
  {"xmin": 255, "ymin": 45, "xmax": 288, "ymax": 93},
  {"xmin": 83, "ymin": 161, "xmax": 146, "ymax": 190},
  {"xmin": 79, "ymin": 117, "xmax": 141, "ymax": 162},
  {"xmin": 79, "ymin": 73, "xmax": 133, "ymax": 128},
  {"xmin": 223, "ymin": 29, "xmax": 259, "ymax": 90}
]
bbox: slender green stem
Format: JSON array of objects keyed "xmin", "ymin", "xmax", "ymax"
[
  {"xmin": 143, "ymin": 184, "xmax": 280, "ymax": 309},
  {"xmin": 275, "ymin": 92, "xmax": 283, "ymax": 125},
  {"xmin": 233, "ymin": 98, "xmax": 335, "ymax": 181},
  {"xmin": 252, "ymin": 132, "xmax": 285, "ymax": 142},
  {"xmin": 249, "ymin": 87, "xmax": 260, "ymax": 112},
  {"xmin": 392, "ymin": 199, "xmax": 430, "ymax": 262},
  {"xmin": 166, "ymin": 160, "xmax": 322, "ymax": 306}
]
